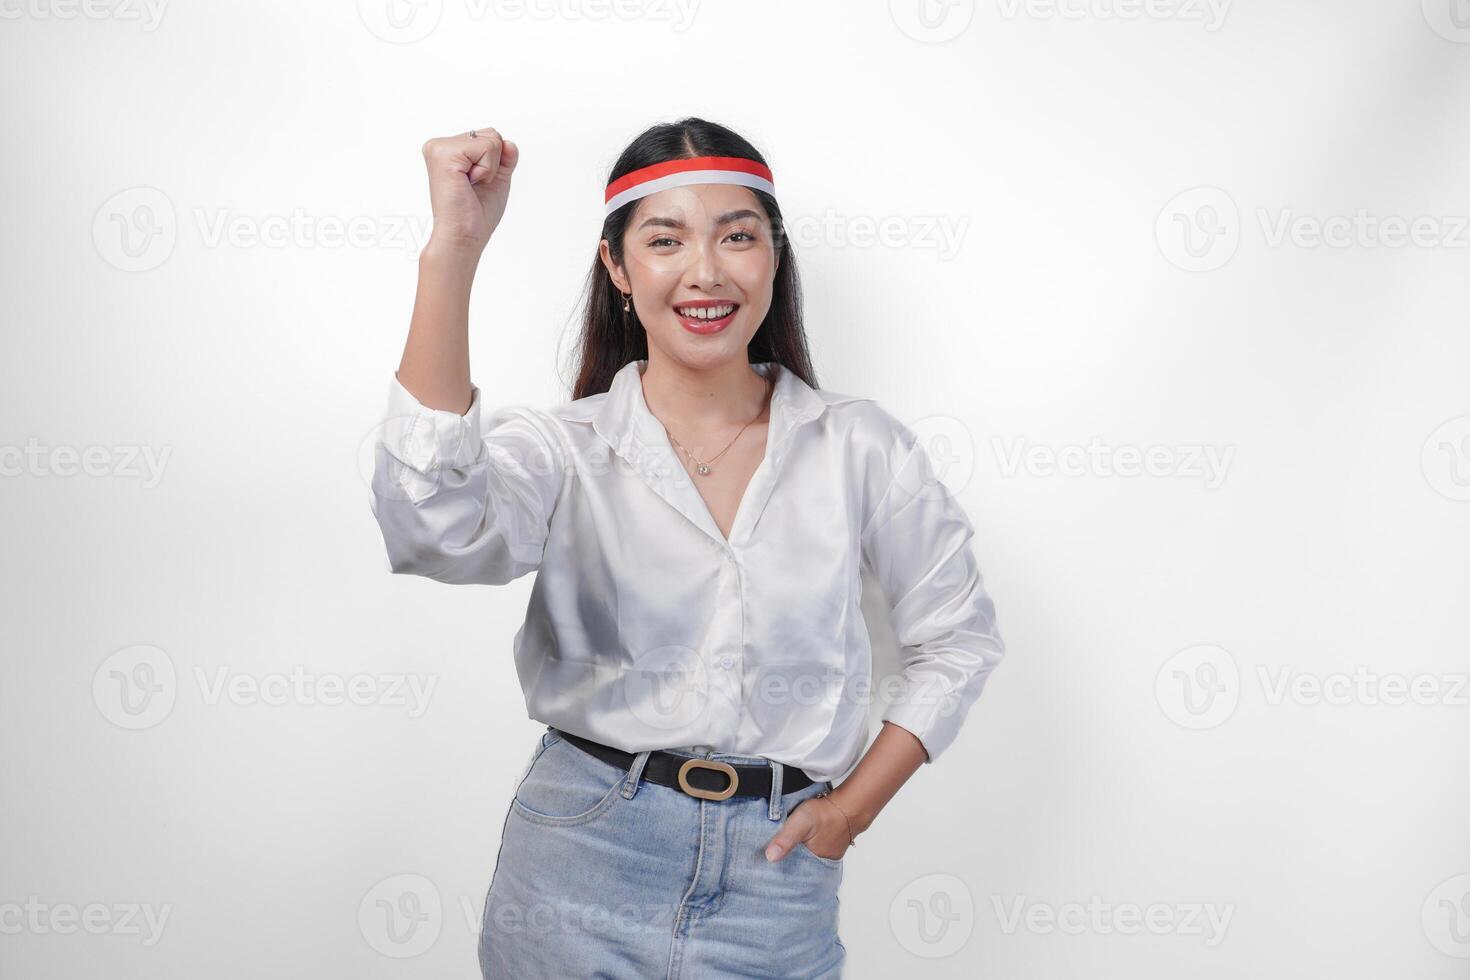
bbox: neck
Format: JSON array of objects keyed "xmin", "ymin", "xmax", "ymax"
[{"xmin": 639, "ymin": 354, "xmax": 773, "ymax": 430}]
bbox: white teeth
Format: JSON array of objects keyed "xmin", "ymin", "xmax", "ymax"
[{"xmin": 676, "ymin": 304, "xmax": 735, "ymax": 319}]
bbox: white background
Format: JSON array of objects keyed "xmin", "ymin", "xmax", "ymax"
[{"xmin": 3, "ymin": 0, "xmax": 1469, "ymax": 977}]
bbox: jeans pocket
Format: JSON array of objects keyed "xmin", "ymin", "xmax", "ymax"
[
  {"xmin": 510, "ymin": 731, "xmax": 628, "ymax": 826},
  {"xmin": 794, "ymin": 839, "xmax": 846, "ymax": 869},
  {"xmin": 785, "ymin": 780, "xmax": 847, "ymax": 869}
]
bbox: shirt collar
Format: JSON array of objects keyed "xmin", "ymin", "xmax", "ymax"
[
  {"xmin": 587, "ymin": 358, "xmax": 828, "ymax": 461},
  {"xmin": 553, "ymin": 358, "xmax": 850, "ymax": 547}
]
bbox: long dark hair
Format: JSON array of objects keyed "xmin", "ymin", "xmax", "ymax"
[{"xmin": 566, "ymin": 117, "xmax": 817, "ymax": 401}]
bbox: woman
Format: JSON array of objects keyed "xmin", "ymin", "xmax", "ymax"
[{"xmin": 368, "ymin": 117, "xmax": 1006, "ymax": 979}]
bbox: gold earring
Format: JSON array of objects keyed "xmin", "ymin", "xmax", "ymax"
[{"xmin": 622, "ymin": 291, "xmax": 631, "ymax": 313}]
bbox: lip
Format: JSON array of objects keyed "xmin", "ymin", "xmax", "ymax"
[{"xmin": 674, "ymin": 302, "xmax": 739, "ymax": 335}]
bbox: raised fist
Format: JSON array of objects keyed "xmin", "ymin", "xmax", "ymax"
[{"xmin": 419, "ymin": 127, "xmax": 519, "ymax": 253}]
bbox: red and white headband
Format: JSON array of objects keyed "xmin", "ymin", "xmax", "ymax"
[{"xmin": 604, "ymin": 155, "xmax": 775, "ymax": 219}]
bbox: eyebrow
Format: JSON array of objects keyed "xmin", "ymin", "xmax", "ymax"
[{"xmin": 637, "ymin": 208, "xmax": 763, "ymax": 231}]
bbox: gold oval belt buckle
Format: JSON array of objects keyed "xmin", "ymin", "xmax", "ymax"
[{"xmin": 676, "ymin": 758, "xmax": 739, "ymax": 801}]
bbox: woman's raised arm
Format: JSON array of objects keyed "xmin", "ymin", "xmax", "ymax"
[
  {"xmin": 368, "ymin": 129, "xmax": 565, "ymax": 587},
  {"xmin": 395, "ymin": 127, "xmax": 519, "ymax": 413}
]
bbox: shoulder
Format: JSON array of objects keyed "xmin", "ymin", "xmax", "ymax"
[
  {"xmin": 545, "ymin": 390, "xmax": 605, "ymax": 426},
  {"xmin": 483, "ymin": 390, "xmax": 613, "ymax": 465},
  {"xmin": 809, "ymin": 390, "xmax": 928, "ymax": 523},
  {"xmin": 478, "ymin": 399, "xmax": 583, "ymax": 467},
  {"xmin": 482, "ymin": 400, "xmax": 564, "ymax": 434},
  {"xmin": 816, "ymin": 388, "xmax": 919, "ymax": 457},
  {"xmin": 475, "ymin": 380, "xmax": 608, "ymax": 430}
]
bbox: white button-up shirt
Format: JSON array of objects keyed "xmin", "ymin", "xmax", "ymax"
[{"xmin": 368, "ymin": 358, "xmax": 1005, "ymax": 782}]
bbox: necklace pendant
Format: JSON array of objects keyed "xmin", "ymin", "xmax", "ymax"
[{"xmin": 696, "ymin": 463, "xmax": 711, "ymax": 476}]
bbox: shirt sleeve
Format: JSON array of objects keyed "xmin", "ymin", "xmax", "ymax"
[
  {"xmin": 860, "ymin": 425, "xmax": 1006, "ymax": 764},
  {"xmin": 368, "ymin": 372, "xmax": 565, "ymax": 586}
]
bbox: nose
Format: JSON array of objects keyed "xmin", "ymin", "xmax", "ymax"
[{"xmin": 681, "ymin": 238, "xmax": 725, "ymax": 291}]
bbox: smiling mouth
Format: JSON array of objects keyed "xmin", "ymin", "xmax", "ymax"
[{"xmin": 674, "ymin": 303, "xmax": 739, "ymax": 333}]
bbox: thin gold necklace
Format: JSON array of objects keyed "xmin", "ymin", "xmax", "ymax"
[{"xmin": 662, "ymin": 376, "xmax": 773, "ymax": 477}]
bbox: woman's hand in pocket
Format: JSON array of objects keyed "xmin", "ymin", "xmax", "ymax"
[{"xmin": 764, "ymin": 793, "xmax": 853, "ymax": 863}]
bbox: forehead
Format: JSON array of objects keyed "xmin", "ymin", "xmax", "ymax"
[{"xmin": 628, "ymin": 183, "xmax": 768, "ymax": 228}]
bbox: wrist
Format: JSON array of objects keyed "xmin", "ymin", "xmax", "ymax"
[
  {"xmin": 421, "ymin": 234, "xmax": 487, "ymax": 267},
  {"xmin": 829, "ymin": 787, "xmax": 878, "ymax": 837}
]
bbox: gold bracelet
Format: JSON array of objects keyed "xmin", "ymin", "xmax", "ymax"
[{"xmin": 814, "ymin": 790, "xmax": 857, "ymax": 848}]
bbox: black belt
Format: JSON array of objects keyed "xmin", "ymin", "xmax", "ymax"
[{"xmin": 554, "ymin": 728, "xmax": 821, "ymax": 801}]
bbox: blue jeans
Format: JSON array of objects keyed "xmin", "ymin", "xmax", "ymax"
[{"xmin": 479, "ymin": 726, "xmax": 847, "ymax": 978}]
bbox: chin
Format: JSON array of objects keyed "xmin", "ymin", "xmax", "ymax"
[{"xmin": 658, "ymin": 336, "xmax": 755, "ymax": 370}]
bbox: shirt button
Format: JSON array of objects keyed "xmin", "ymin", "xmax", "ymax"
[{"xmin": 720, "ymin": 655, "xmax": 735, "ymax": 670}]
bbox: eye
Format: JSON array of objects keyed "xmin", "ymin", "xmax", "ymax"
[
  {"xmin": 649, "ymin": 236, "xmax": 679, "ymax": 248},
  {"xmin": 727, "ymin": 230, "xmax": 756, "ymax": 243}
]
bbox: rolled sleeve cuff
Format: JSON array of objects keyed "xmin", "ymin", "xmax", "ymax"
[
  {"xmin": 383, "ymin": 373, "xmax": 487, "ymax": 472},
  {"xmin": 881, "ymin": 675, "xmax": 962, "ymax": 764}
]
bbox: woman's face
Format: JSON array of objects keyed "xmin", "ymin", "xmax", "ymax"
[{"xmin": 601, "ymin": 182, "xmax": 779, "ymax": 369}]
